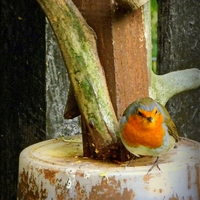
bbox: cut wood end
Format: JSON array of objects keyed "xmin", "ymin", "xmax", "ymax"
[{"xmin": 115, "ymin": 0, "xmax": 150, "ymax": 11}]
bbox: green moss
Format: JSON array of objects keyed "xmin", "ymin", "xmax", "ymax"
[{"xmin": 151, "ymin": 0, "xmax": 157, "ymax": 58}]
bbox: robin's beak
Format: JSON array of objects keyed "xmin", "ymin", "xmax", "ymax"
[{"xmin": 147, "ymin": 117, "xmax": 153, "ymax": 123}]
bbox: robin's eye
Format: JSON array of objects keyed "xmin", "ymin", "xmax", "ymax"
[
  {"xmin": 138, "ymin": 111, "xmax": 143, "ymax": 117},
  {"xmin": 155, "ymin": 110, "xmax": 158, "ymax": 114}
]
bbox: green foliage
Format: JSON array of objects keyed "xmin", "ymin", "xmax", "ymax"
[
  {"xmin": 151, "ymin": 0, "xmax": 157, "ymax": 72},
  {"xmin": 151, "ymin": 0, "xmax": 157, "ymax": 57}
]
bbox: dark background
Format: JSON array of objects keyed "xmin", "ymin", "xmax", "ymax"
[
  {"xmin": 157, "ymin": 0, "xmax": 200, "ymax": 142},
  {"xmin": 0, "ymin": 0, "xmax": 200, "ymax": 199},
  {"xmin": 0, "ymin": 0, "xmax": 46, "ymax": 199}
]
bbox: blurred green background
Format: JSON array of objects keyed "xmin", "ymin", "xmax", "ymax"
[{"xmin": 151, "ymin": 0, "xmax": 158, "ymax": 72}]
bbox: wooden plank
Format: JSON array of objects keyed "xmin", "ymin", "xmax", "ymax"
[
  {"xmin": 73, "ymin": 0, "xmax": 150, "ymax": 118},
  {"xmin": 112, "ymin": 7, "xmax": 149, "ymax": 117}
]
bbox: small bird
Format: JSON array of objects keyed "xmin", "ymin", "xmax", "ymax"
[{"xmin": 119, "ymin": 97, "xmax": 179, "ymax": 173}]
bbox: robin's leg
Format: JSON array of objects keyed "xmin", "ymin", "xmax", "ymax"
[
  {"xmin": 147, "ymin": 156, "xmax": 161, "ymax": 174},
  {"xmin": 118, "ymin": 155, "xmax": 137, "ymax": 167},
  {"xmin": 126, "ymin": 155, "xmax": 137, "ymax": 166}
]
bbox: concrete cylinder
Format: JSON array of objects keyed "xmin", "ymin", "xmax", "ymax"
[{"xmin": 17, "ymin": 137, "xmax": 200, "ymax": 200}]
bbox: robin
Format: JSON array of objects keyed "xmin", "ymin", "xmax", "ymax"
[{"xmin": 119, "ymin": 97, "xmax": 179, "ymax": 173}]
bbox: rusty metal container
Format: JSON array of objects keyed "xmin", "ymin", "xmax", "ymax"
[{"xmin": 17, "ymin": 137, "xmax": 200, "ymax": 200}]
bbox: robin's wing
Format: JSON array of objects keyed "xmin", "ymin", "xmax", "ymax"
[
  {"xmin": 165, "ymin": 118, "xmax": 179, "ymax": 142},
  {"xmin": 156, "ymin": 102, "xmax": 179, "ymax": 142}
]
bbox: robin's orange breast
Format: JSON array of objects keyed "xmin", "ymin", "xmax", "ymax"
[{"xmin": 121, "ymin": 114, "xmax": 165, "ymax": 148}]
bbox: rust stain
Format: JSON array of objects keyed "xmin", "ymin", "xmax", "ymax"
[
  {"xmin": 17, "ymin": 168, "xmax": 48, "ymax": 200},
  {"xmin": 54, "ymin": 176, "xmax": 130, "ymax": 200},
  {"xmin": 88, "ymin": 176, "xmax": 135, "ymax": 200},
  {"xmin": 123, "ymin": 178, "xmax": 127, "ymax": 184},
  {"xmin": 42, "ymin": 168, "xmax": 59, "ymax": 185},
  {"xmin": 153, "ymin": 188, "xmax": 163, "ymax": 193},
  {"xmin": 187, "ymin": 166, "xmax": 191, "ymax": 189},
  {"xmin": 168, "ymin": 194, "xmax": 179, "ymax": 200},
  {"xmin": 55, "ymin": 182, "xmax": 70, "ymax": 200},
  {"xmin": 75, "ymin": 169, "xmax": 84, "ymax": 177},
  {"xmin": 195, "ymin": 164, "xmax": 200, "ymax": 198},
  {"xmin": 143, "ymin": 174, "xmax": 153, "ymax": 183},
  {"xmin": 74, "ymin": 181, "xmax": 89, "ymax": 200},
  {"xmin": 143, "ymin": 174, "xmax": 154, "ymax": 191}
]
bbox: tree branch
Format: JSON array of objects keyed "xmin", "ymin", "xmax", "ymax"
[
  {"xmin": 149, "ymin": 68, "xmax": 200, "ymax": 105},
  {"xmin": 36, "ymin": 0, "xmax": 118, "ymax": 157}
]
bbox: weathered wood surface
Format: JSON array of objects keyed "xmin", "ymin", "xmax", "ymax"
[
  {"xmin": 46, "ymin": 22, "xmax": 81, "ymax": 138},
  {"xmin": 157, "ymin": 0, "xmax": 200, "ymax": 142}
]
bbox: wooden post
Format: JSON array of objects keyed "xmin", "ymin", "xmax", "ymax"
[
  {"xmin": 73, "ymin": 0, "xmax": 150, "ymax": 119},
  {"xmin": 157, "ymin": 0, "xmax": 200, "ymax": 142}
]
